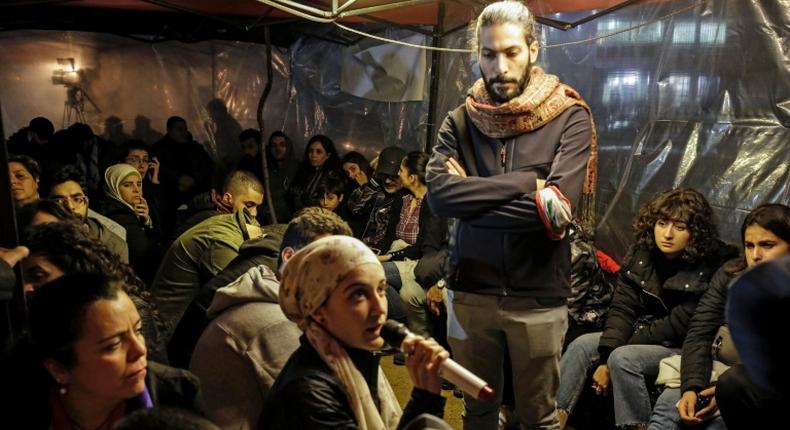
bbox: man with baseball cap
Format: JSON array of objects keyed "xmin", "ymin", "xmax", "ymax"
[{"xmin": 359, "ymin": 146, "xmax": 407, "ymax": 253}]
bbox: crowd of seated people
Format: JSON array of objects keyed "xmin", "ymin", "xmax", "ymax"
[{"xmin": 2, "ymin": 113, "xmax": 787, "ymax": 430}]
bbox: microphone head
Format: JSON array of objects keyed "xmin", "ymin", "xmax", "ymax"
[{"xmin": 380, "ymin": 320, "xmax": 411, "ymax": 347}]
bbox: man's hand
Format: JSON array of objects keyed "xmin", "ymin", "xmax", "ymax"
[
  {"xmin": 148, "ymin": 157, "xmax": 161, "ymax": 185},
  {"xmin": 446, "ymin": 158, "xmax": 467, "ymax": 178},
  {"xmin": 591, "ymin": 364, "xmax": 610, "ymax": 396},
  {"xmin": 426, "ymin": 285, "xmax": 444, "ymax": 316},
  {"xmin": 0, "ymin": 246, "xmax": 29, "ymax": 268}
]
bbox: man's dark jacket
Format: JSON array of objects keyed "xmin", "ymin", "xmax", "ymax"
[{"xmin": 426, "ymin": 105, "xmax": 592, "ymax": 299}]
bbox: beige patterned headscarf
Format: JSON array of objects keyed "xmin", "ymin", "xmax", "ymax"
[{"xmin": 280, "ymin": 235, "xmax": 402, "ymax": 430}]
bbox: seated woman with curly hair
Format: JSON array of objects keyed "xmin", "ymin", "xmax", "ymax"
[
  {"xmin": 556, "ymin": 188, "xmax": 736, "ymax": 430},
  {"xmin": 20, "ymin": 221, "xmax": 164, "ymax": 360}
]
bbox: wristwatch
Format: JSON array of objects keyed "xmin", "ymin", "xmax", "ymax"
[{"xmin": 436, "ymin": 279, "xmax": 446, "ymax": 290}]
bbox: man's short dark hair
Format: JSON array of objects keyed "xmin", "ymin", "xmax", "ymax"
[
  {"xmin": 49, "ymin": 165, "xmax": 86, "ymax": 195},
  {"xmin": 166, "ymin": 116, "xmax": 187, "ymax": 130},
  {"xmin": 122, "ymin": 139, "xmax": 150, "ymax": 159},
  {"xmin": 278, "ymin": 207, "xmax": 353, "ymax": 267},
  {"xmin": 239, "ymin": 128, "xmax": 261, "ymax": 144},
  {"xmin": 9, "ymin": 155, "xmax": 41, "ymax": 180},
  {"xmin": 223, "ymin": 169, "xmax": 263, "ymax": 196},
  {"xmin": 66, "ymin": 122, "xmax": 94, "ymax": 143},
  {"xmin": 316, "ymin": 176, "xmax": 346, "ymax": 198},
  {"xmin": 28, "ymin": 117, "xmax": 55, "ymax": 141}
]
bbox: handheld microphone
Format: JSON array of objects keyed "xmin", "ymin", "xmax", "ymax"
[{"xmin": 380, "ymin": 320, "xmax": 494, "ymax": 401}]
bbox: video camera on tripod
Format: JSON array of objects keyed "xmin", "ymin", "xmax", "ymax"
[{"xmin": 52, "ymin": 57, "xmax": 100, "ymax": 126}]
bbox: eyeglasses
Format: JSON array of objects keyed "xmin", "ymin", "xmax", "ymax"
[
  {"xmin": 125, "ymin": 156, "xmax": 150, "ymax": 164},
  {"xmin": 53, "ymin": 195, "xmax": 89, "ymax": 208}
]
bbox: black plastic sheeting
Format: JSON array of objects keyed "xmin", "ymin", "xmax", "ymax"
[{"xmin": 1, "ymin": 0, "xmax": 788, "ymax": 258}]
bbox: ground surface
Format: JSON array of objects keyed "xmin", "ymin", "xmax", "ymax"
[{"xmin": 382, "ymin": 356, "xmax": 465, "ymax": 429}]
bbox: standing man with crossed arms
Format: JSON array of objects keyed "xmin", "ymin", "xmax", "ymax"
[{"xmin": 426, "ymin": 1, "xmax": 597, "ymax": 428}]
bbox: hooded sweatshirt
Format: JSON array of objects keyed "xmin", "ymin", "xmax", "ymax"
[{"xmin": 189, "ymin": 265, "xmax": 301, "ymax": 430}]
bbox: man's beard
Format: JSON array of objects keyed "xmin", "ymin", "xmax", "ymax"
[{"xmin": 481, "ymin": 62, "xmax": 531, "ymax": 105}]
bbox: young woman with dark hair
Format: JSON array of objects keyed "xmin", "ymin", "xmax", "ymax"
[
  {"xmin": 341, "ymin": 151, "xmax": 373, "ymax": 188},
  {"xmin": 288, "ymin": 135, "xmax": 343, "ymax": 213},
  {"xmin": 556, "ymin": 188, "xmax": 736, "ymax": 430},
  {"xmin": 379, "ymin": 151, "xmax": 447, "ymax": 338},
  {"xmin": 2, "ymin": 273, "xmax": 204, "ymax": 430},
  {"xmin": 649, "ymin": 203, "xmax": 790, "ymax": 430}
]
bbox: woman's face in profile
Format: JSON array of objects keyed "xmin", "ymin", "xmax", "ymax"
[
  {"xmin": 47, "ymin": 291, "xmax": 148, "ymax": 403},
  {"xmin": 312, "ymin": 263, "xmax": 388, "ymax": 351}
]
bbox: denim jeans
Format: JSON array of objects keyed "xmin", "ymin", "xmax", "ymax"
[
  {"xmin": 557, "ymin": 332, "xmax": 602, "ymax": 413},
  {"xmin": 608, "ymin": 344, "xmax": 679, "ymax": 426},
  {"xmin": 383, "ymin": 261, "xmax": 402, "ymax": 290},
  {"xmin": 649, "ymin": 388, "xmax": 727, "ymax": 430},
  {"xmin": 557, "ymin": 332, "xmax": 679, "ymax": 426},
  {"xmin": 385, "ymin": 284, "xmax": 407, "ymax": 325},
  {"xmin": 383, "ymin": 260, "xmax": 432, "ymax": 337},
  {"xmin": 382, "ymin": 258, "xmax": 407, "ymax": 325}
]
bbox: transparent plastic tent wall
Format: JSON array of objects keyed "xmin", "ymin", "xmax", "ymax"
[{"xmin": 0, "ymin": 0, "xmax": 788, "ymax": 258}]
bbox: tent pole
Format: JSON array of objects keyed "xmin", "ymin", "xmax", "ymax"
[
  {"xmin": 425, "ymin": 1, "xmax": 445, "ymax": 152},
  {"xmin": 257, "ymin": 25, "xmax": 278, "ymax": 225},
  {"xmin": 0, "ymin": 99, "xmax": 26, "ymax": 350}
]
